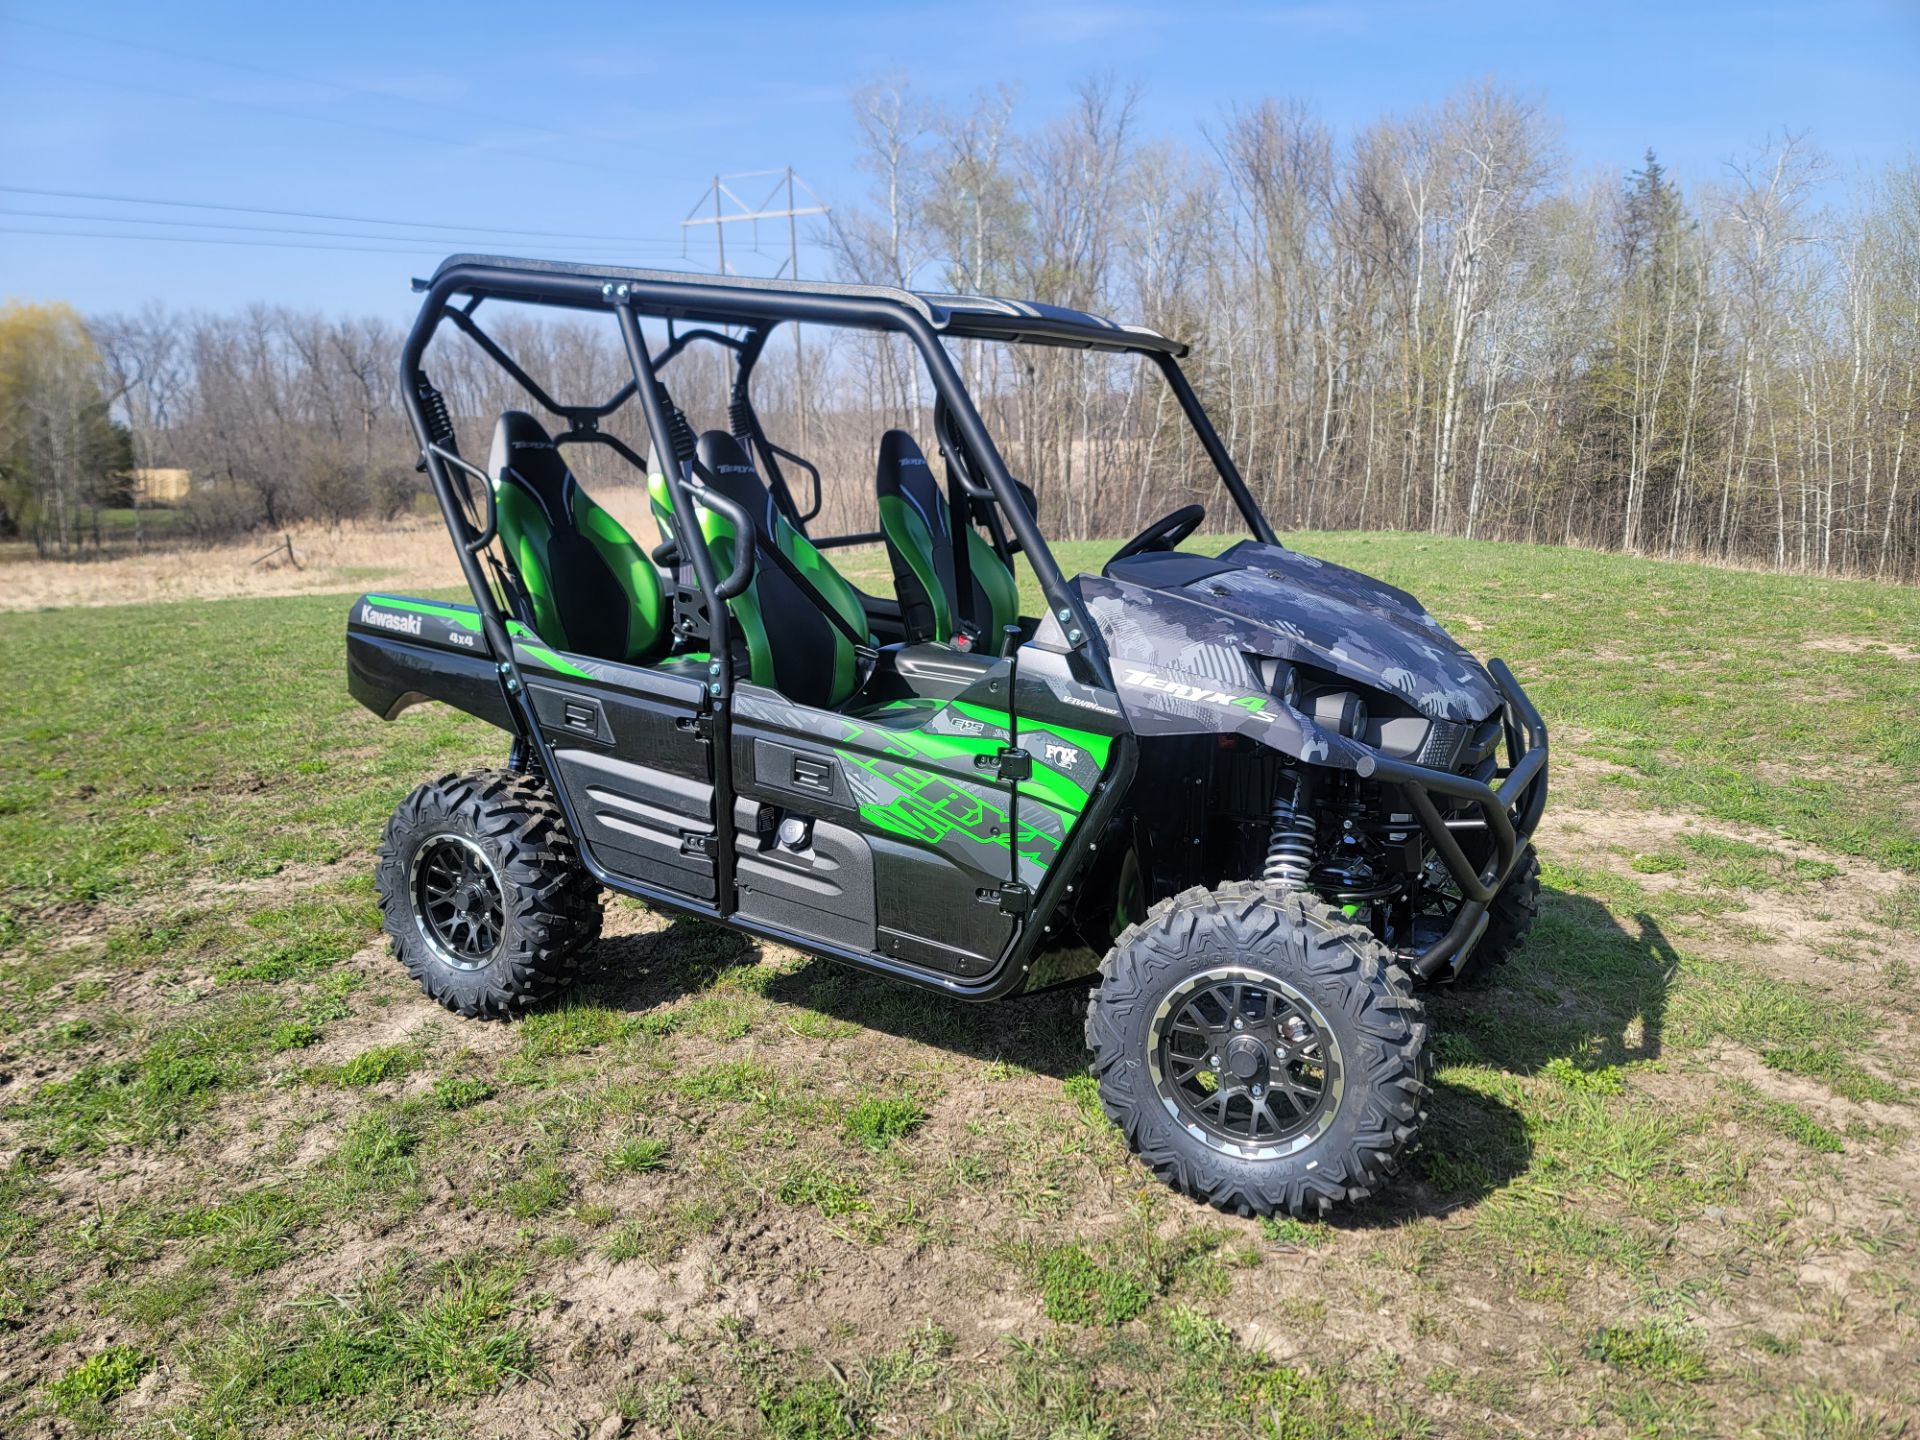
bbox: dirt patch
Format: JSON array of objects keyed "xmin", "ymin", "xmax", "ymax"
[
  {"xmin": 1541, "ymin": 806, "xmax": 1912, "ymax": 995},
  {"xmin": 1803, "ymin": 636, "xmax": 1920, "ymax": 661}
]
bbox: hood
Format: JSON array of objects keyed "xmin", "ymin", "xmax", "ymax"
[{"xmin": 1078, "ymin": 540, "xmax": 1499, "ymax": 723}]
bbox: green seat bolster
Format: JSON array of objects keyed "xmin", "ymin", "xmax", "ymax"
[
  {"xmin": 494, "ymin": 484, "xmax": 565, "ymax": 647},
  {"xmin": 647, "ymin": 471, "xmax": 678, "ymax": 553},
  {"xmin": 693, "ymin": 506, "xmax": 775, "ymax": 687},
  {"xmin": 572, "ymin": 490, "xmax": 666, "ymax": 664},
  {"xmin": 663, "ymin": 472, "xmax": 874, "ymax": 709},
  {"xmin": 777, "ymin": 514, "xmax": 872, "ymax": 636},
  {"xmin": 968, "ymin": 530, "xmax": 1020, "ymax": 639},
  {"xmin": 878, "ymin": 493, "xmax": 953, "ymax": 642}
]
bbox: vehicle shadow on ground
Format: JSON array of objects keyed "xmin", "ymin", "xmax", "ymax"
[
  {"xmin": 588, "ymin": 884, "xmax": 1676, "ymax": 1225},
  {"xmin": 570, "ymin": 917, "xmax": 764, "ymax": 1013}
]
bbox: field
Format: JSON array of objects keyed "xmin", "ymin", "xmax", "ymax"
[{"xmin": 2, "ymin": 532, "xmax": 1918, "ymax": 1439}]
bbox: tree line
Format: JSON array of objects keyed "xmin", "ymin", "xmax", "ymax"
[
  {"xmin": 2, "ymin": 78, "xmax": 1914, "ymax": 580},
  {"xmin": 829, "ymin": 79, "xmax": 1918, "ymax": 579}
]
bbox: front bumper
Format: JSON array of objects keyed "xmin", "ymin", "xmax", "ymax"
[{"xmin": 1360, "ymin": 659, "xmax": 1549, "ymax": 980}]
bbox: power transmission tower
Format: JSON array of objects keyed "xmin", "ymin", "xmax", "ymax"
[{"xmin": 681, "ymin": 169, "xmax": 829, "ymax": 447}]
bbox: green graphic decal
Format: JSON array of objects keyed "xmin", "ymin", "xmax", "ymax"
[
  {"xmin": 834, "ymin": 734, "xmax": 1069, "ymax": 883},
  {"xmin": 822, "ymin": 695, "xmax": 1117, "ymax": 883},
  {"xmin": 362, "ymin": 595, "xmax": 537, "ymax": 641},
  {"xmin": 944, "ymin": 701, "xmax": 1114, "ymax": 771},
  {"xmin": 514, "ymin": 642, "xmax": 593, "ymax": 680}
]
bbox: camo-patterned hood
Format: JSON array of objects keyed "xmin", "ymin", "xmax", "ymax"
[{"xmin": 1079, "ymin": 540, "xmax": 1499, "ymax": 723}]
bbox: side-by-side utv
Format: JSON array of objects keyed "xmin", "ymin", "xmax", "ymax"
[{"xmin": 348, "ymin": 256, "xmax": 1548, "ymax": 1217}]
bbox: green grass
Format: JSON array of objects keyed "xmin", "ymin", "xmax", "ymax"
[
  {"xmin": 2, "ymin": 534, "xmax": 1916, "ymax": 1436},
  {"xmin": 842, "ymin": 1095, "xmax": 928, "ymax": 1150},
  {"xmin": 332, "ymin": 1041, "xmax": 421, "ymax": 1087},
  {"xmin": 45, "ymin": 1344, "xmax": 153, "ymax": 1419},
  {"xmin": 1030, "ymin": 1241, "xmax": 1156, "ymax": 1325},
  {"xmin": 164, "ymin": 1259, "xmax": 533, "ymax": 1431},
  {"xmin": 1585, "ymin": 1317, "xmax": 1710, "ymax": 1382},
  {"xmin": 429, "ymin": 1074, "xmax": 494, "ymax": 1110},
  {"xmin": 605, "ymin": 1134, "xmax": 671, "ymax": 1174}
]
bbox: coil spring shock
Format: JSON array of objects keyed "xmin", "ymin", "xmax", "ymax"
[
  {"xmin": 663, "ymin": 391, "xmax": 697, "ymax": 465},
  {"xmin": 414, "ymin": 376, "xmax": 458, "ymax": 465},
  {"xmin": 1263, "ymin": 770, "xmax": 1318, "ymax": 889},
  {"xmin": 727, "ymin": 391, "xmax": 754, "ymax": 442}
]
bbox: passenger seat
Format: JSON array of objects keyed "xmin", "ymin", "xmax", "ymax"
[
  {"xmin": 657, "ymin": 431, "xmax": 874, "ymax": 710},
  {"xmin": 487, "ymin": 411, "xmax": 667, "ymax": 665}
]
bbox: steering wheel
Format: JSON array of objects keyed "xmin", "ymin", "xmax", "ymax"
[{"xmin": 1109, "ymin": 504, "xmax": 1205, "ymax": 565}]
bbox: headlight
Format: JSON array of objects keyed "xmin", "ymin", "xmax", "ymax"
[
  {"xmin": 1307, "ymin": 688, "xmax": 1369, "ymax": 738},
  {"xmin": 1253, "ymin": 657, "xmax": 1300, "ymax": 706}
]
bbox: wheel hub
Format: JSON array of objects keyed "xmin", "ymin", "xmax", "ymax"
[
  {"xmin": 1147, "ymin": 965, "xmax": 1344, "ymax": 1160},
  {"xmin": 1224, "ymin": 1035, "xmax": 1267, "ymax": 1081},
  {"xmin": 410, "ymin": 834, "xmax": 506, "ymax": 971}
]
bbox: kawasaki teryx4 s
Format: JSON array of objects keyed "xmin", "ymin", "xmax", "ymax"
[{"xmin": 349, "ymin": 256, "xmax": 1548, "ymax": 1217}]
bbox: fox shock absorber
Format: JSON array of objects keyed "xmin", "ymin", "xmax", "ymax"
[{"xmin": 1263, "ymin": 770, "xmax": 1318, "ymax": 889}]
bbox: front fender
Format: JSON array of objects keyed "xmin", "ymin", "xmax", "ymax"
[{"xmin": 1108, "ymin": 659, "xmax": 1377, "ymax": 773}]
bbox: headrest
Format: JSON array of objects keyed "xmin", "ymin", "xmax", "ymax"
[
  {"xmin": 876, "ymin": 429, "xmax": 947, "ymax": 535},
  {"xmin": 693, "ymin": 430, "xmax": 774, "ymax": 524},
  {"xmin": 489, "ymin": 411, "xmax": 571, "ymax": 521},
  {"xmin": 877, "ymin": 429, "xmax": 936, "ymax": 489}
]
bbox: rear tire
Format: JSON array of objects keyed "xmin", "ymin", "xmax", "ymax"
[
  {"xmin": 1086, "ymin": 882, "xmax": 1429, "ymax": 1218},
  {"xmin": 376, "ymin": 770, "xmax": 601, "ymax": 1019}
]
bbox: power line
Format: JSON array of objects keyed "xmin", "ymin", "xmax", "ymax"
[
  {"xmin": 2, "ymin": 61, "xmax": 621, "ymax": 179},
  {"xmin": 0, "ymin": 12, "xmax": 631, "ymax": 157},
  {"xmin": 679, "ymin": 168, "xmax": 831, "ymax": 449},
  {"xmin": 680, "ymin": 169, "xmax": 832, "ymax": 275},
  {"xmin": 0, "ymin": 206, "xmax": 688, "ymax": 252},
  {"xmin": 0, "ymin": 186, "xmax": 686, "ymax": 245},
  {"xmin": 0, "ymin": 226, "xmax": 493, "ymax": 257},
  {"xmin": 0, "ymin": 225, "xmax": 698, "ymax": 263}
]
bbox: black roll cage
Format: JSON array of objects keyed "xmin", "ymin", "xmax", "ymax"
[{"xmin": 401, "ymin": 256, "xmax": 1279, "ymax": 688}]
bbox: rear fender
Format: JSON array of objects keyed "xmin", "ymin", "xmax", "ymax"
[{"xmin": 346, "ymin": 593, "xmax": 513, "ymax": 731}]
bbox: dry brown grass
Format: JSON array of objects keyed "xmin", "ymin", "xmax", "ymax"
[{"xmin": 0, "ymin": 489, "xmax": 669, "ymax": 613}]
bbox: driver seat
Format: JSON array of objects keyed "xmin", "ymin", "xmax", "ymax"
[
  {"xmin": 874, "ymin": 430, "xmax": 1018, "ymax": 648},
  {"xmin": 487, "ymin": 411, "xmax": 667, "ymax": 665}
]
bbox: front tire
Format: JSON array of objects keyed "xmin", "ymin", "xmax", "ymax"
[
  {"xmin": 1454, "ymin": 844, "xmax": 1541, "ymax": 986},
  {"xmin": 376, "ymin": 770, "xmax": 602, "ymax": 1019},
  {"xmin": 1086, "ymin": 883, "xmax": 1429, "ymax": 1217}
]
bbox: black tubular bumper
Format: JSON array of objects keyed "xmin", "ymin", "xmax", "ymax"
[{"xmin": 1362, "ymin": 659, "xmax": 1549, "ymax": 980}]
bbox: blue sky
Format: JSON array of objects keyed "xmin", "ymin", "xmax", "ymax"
[{"xmin": 2, "ymin": 1, "xmax": 1914, "ymax": 317}]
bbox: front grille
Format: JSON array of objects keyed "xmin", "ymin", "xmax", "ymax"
[{"xmin": 1416, "ymin": 718, "xmax": 1468, "ymax": 769}]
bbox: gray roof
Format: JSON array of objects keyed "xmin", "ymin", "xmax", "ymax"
[{"xmin": 424, "ymin": 254, "xmax": 1187, "ymax": 357}]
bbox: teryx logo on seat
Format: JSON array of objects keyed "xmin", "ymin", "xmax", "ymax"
[{"xmin": 1123, "ymin": 668, "xmax": 1266, "ymax": 712}]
